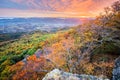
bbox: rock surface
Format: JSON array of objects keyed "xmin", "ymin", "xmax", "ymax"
[
  {"xmin": 34, "ymin": 49, "xmax": 43, "ymax": 58},
  {"xmin": 42, "ymin": 69, "xmax": 109, "ymax": 80},
  {"xmin": 113, "ymin": 56, "xmax": 120, "ymax": 80}
]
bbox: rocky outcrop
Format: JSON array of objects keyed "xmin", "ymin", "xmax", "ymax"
[
  {"xmin": 34, "ymin": 49, "xmax": 43, "ymax": 58},
  {"xmin": 113, "ymin": 56, "xmax": 120, "ymax": 80},
  {"xmin": 42, "ymin": 69, "xmax": 109, "ymax": 80}
]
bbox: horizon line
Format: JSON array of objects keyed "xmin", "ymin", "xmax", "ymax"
[{"xmin": 0, "ymin": 16, "xmax": 96, "ymax": 19}]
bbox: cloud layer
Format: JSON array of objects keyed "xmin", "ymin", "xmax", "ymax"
[{"xmin": 0, "ymin": 0, "xmax": 117, "ymax": 17}]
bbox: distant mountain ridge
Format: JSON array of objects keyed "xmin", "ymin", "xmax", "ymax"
[{"xmin": 0, "ymin": 17, "xmax": 93, "ymax": 33}]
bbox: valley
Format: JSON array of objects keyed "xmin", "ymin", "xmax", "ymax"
[{"xmin": 0, "ymin": 0, "xmax": 120, "ymax": 80}]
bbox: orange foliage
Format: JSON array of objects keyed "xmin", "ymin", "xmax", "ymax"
[
  {"xmin": 11, "ymin": 55, "xmax": 47, "ymax": 80},
  {"xmin": 45, "ymin": 32, "xmax": 75, "ymax": 68}
]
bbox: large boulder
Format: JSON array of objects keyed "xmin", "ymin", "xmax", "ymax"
[
  {"xmin": 113, "ymin": 56, "xmax": 120, "ymax": 80},
  {"xmin": 42, "ymin": 69, "xmax": 109, "ymax": 80}
]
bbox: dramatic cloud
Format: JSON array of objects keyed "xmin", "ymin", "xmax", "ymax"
[{"xmin": 0, "ymin": 0, "xmax": 118, "ymax": 17}]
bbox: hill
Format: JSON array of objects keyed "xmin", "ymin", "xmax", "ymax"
[{"xmin": 0, "ymin": 0, "xmax": 120, "ymax": 80}]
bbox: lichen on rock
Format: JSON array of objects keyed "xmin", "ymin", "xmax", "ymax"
[{"xmin": 42, "ymin": 69, "xmax": 109, "ymax": 80}]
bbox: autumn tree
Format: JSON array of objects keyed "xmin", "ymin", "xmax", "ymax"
[{"xmin": 62, "ymin": 0, "xmax": 120, "ymax": 74}]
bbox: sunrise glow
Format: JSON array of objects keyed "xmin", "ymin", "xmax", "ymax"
[{"xmin": 0, "ymin": 0, "xmax": 118, "ymax": 18}]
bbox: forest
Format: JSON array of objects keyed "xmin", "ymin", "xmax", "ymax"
[{"xmin": 0, "ymin": 0, "xmax": 120, "ymax": 80}]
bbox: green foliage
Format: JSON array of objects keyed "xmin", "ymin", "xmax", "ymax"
[
  {"xmin": 0, "ymin": 56, "xmax": 7, "ymax": 64},
  {"xmin": 9, "ymin": 55, "xmax": 23, "ymax": 64},
  {"xmin": 0, "ymin": 31, "xmax": 55, "ymax": 78},
  {"xmin": 0, "ymin": 32, "xmax": 25, "ymax": 42},
  {"xmin": 27, "ymin": 48, "xmax": 36, "ymax": 55}
]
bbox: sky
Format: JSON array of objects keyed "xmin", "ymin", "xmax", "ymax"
[{"xmin": 0, "ymin": 0, "xmax": 118, "ymax": 18}]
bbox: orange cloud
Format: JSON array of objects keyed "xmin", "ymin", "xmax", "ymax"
[{"xmin": 0, "ymin": 0, "xmax": 118, "ymax": 17}]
